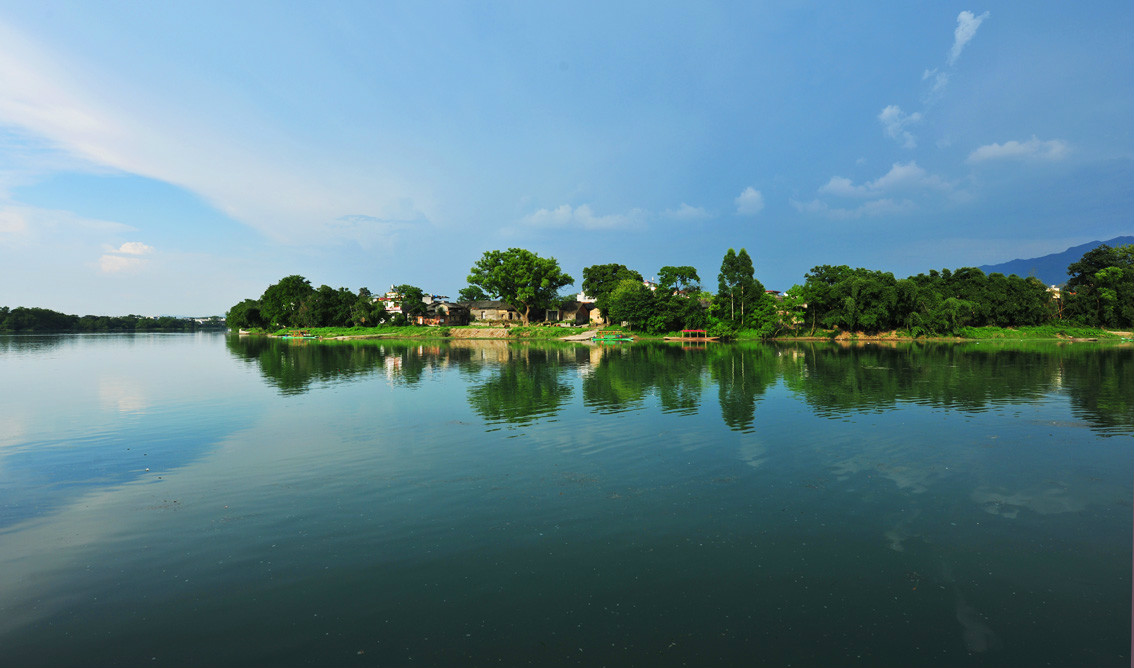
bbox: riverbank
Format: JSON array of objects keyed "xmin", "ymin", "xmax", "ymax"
[{"xmin": 240, "ymin": 323, "xmax": 1128, "ymax": 342}]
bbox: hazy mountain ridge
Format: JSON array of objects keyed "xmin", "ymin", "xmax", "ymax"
[{"xmin": 978, "ymin": 236, "xmax": 1134, "ymax": 287}]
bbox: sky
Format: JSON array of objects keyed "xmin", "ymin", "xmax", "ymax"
[{"xmin": 0, "ymin": 1, "xmax": 1130, "ymax": 316}]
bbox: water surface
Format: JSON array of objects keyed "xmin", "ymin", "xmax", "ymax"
[{"xmin": 0, "ymin": 334, "xmax": 1129, "ymax": 666}]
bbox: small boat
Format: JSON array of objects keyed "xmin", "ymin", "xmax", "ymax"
[
  {"xmin": 281, "ymin": 329, "xmax": 318, "ymax": 340},
  {"xmin": 592, "ymin": 330, "xmax": 634, "ymax": 342},
  {"xmin": 664, "ymin": 329, "xmax": 719, "ymax": 342}
]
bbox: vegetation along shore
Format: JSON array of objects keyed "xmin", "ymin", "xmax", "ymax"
[
  {"xmin": 4, "ymin": 243, "xmax": 1129, "ymax": 341},
  {"xmin": 221, "ymin": 243, "xmax": 1133, "ymax": 342}
]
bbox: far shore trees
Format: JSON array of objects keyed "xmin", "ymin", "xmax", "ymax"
[
  {"xmin": 716, "ymin": 248, "xmax": 765, "ymax": 329},
  {"xmin": 467, "ymin": 248, "xmax": 573, "ymax": 325},
  {"xmin": 259, "ymin": 275, "xmax": 315, "ymax": 328},
  {"xmin": 582, "ymin": 263, "xmax": 644, "ymax": 321}
]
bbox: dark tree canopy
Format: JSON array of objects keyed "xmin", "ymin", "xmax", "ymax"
[
  {"xmin": 582, "ymin": 263, "xmax": 644, "ymax": 319},
  {"xmin": 259, "ymin": 275, "xmax": 315, "ymax": 328},
  {"xmin": 394, "ymin": 285, "xmax": 427, "ymax": 321},
  {"xmin": 657, "ymin": 266, "xmax": 701, "ymax": 293},
  {"xmin": 716, "ymin": 248, "xmax": 764, "ymax": 328},
  {"xmin": 458, "ymin": 285, "xmax": 489, "ymax": 302},
  {"xmin": 468, "ymin": 248, "xmax": 573, "ymax": 324}
]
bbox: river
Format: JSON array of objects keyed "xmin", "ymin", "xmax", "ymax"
[{"xmin": 0, "ymin": 333, "xmax": 1129, "ymax": 666}]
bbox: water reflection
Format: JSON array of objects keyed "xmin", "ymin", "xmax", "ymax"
[
  {"xmin": 467, "ymin": 347, "xmax": 575, "ymax": 426},
  {"xmin": 224, "ymin": 335, "xmax": 1134, "ymax": 437}
]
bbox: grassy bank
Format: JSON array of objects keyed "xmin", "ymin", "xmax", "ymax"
[{"xmin": 239, "ymin": 323, "xmax": 1123, "ymax": 342}]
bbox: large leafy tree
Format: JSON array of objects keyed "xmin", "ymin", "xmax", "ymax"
[
  {"xmin": 226, "ymin": 299, "xmax": 265, "ymax": 329},
  {"xmin": 468, "ymin": 248, "xmax": 574, "ymax": 325},
  {"xmin": 259, "ymin": 275, "xmax": 315, "ymax": 328},
  {"xmin": 716, "ymin": 248, "xmax": 763, "ymax": 328},
  {"xmin": 1064, "ymin": 244, "xmax": 1134, "ymax": 327},
  {"xmin": 582, "ymin": 263, "xmax": 643, "ymax": 320},
  {"xmin": 656, "ymin": 265, "xmax": 701, "ymax": 293},
  {"xmin": 606, "ymin": 278, "xmax": 656, "ymax": 330},
  {"xmin": 458, "ymin": 285, "xmax": 489, "ymax": 302}
]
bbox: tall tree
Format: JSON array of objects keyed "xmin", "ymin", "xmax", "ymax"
[
  {"xmin": 716, "ymin": 248, "xmax": 763, "ymax": 328},
  {"xmin": 259, "ymin": 275, "xmax": 315, "ymax": 328},
  {"xmin": 582, "ymin": 263, "xmax": 644, "ymax": 319},
  {"xmin": 468, "ymin": 248, "xmax": 574, "ymax": 325},
  {"xmin": 656, "ymin": 265, "xmax": 701, "ymax": 293}
]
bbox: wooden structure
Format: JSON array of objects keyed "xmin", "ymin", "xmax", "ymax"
[{"xmin": 663, "ymin": 329, "xmax": 719, "ymax": 342}]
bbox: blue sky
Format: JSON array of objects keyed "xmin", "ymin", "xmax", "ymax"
[{"xmin": 0, "ymin": 1, "xmax": 1130, "ymax": 315}]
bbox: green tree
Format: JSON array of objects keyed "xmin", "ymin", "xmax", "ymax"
[
  {"xmin": 350, "ymin": 288, "xmax": 387, "ymax": 327},
  {"xmin": 394, "ymin": 284, "xmax": 427, "ymax": 324},
  {"xmin": 606, "ymin": 278, "xmax": 656, "ymax": 330},
  {"xmin": 226, "ymin": 299, "xmax": 265, "ymax": 330},
  {"xmin": 1064, "ymin": 244, "xmax": 1134, "ymax": 327},
  {"xmin": 259, "ymin": 275, "xmax": 315, "ymax": 328},
  {"xmin": 458, "ymin": 285, "xmax": 489, "ymax": 302},
  {"xmin": 582, "ymin": 263, "xmax": 644, "ymax": 320},
  {"xmin": 716, "ymin": 248, "xmax": 764, "ymax": 328},
  {"xmin": 656, "ymin": 265, "xmax": 701, "ymax": 293},
  {"xmin": 468, "ymin": 248, "xmax": 574, "ymax": 325}
]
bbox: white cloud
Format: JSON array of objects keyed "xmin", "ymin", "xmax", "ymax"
[
  {"xmin": 662, "ymin": 203, "xmax": 711, "ymax": 221},
  {"xmin": 791, "ymin": 197, "xmax": 916, "ymax": 220},
  {"xmin": 98, "ymin": 240, "xmax": 154, "ymax": 273},
  {"xmin": 734, "ymin": 187, "xmax": 764, "ymax": 215},
  {"xmin": 0, "ymin": 20, "xmax": 432, "ymax": 248},
  {"xmin": 966, "ymin": 136, "xmax": 1070, "ymax": 163},
  {"xmin": 98, "ymin": 253, "xmax": 147, "ymax": 274},
  {"xmin": 878, "ymin": 105, "xmax": 922, "ymax": 149},
  {"xmin": 948, "ymin": 10, "xmax": 990, "ymax": 66},
  {"xmin": 114, "ymin": 241, "xmax": 153, "ymax": 255},
  {"xmin": 820, "ymin": 162, "xmax": 953, "ymax": 199},
  {"xmin": 922, "ymin": 68, "xmax": 950, "ymax": 99},
  {"xmin": 522, "ymin": 204, "xmax": 646, "ymax": 230}
]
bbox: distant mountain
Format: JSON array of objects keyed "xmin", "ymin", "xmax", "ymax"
[{"xmin": 978, "ymin": 236, "xmax": 1134, "ymax": 287}]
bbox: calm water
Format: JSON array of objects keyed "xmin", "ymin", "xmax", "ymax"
[{"xmin": 0, "ymin": 333, "xmax": 1130, "ymax": 667}]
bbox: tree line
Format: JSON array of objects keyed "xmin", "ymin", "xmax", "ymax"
[
  {"xmin": 227, "ymin": 242, "xmax": 1134, "ymax": 335},
  {"xmin": 0, "ymin": 307, "xmax": 225, "ymax": 333}
]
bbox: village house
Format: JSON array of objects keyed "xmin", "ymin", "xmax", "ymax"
[
  {"xmin": 465, "ymin": 299, "xmax": 521, "ymax": 323},
  {"xmin": 543, "ymin": 300, "xmax": 594, "ymax": 325},
  {"xmin": 415, "ymin": 301, "xmax": 470, "ymax": 326}
]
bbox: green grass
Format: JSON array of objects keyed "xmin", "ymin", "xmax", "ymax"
[
  {"xmin": 500, "ymin": 325, "xmax": 585, "ymax": 339},
  {"xmin": 955, "ymin": 325, "xmax": 1119, "ymax": 339},
  {"xmin": 270, "ymin": 325, "xmax": 439, "ymax": 338}
]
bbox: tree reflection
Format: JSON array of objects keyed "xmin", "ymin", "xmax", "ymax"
[
  {"xmin": 466, "ymin": 346, "xmax": 575, "ymax": 425},
  {"xmin": 711, "ymin": 345, "xmax": 779, "ymax": 431},
  {"xmin": 582, "ymin": 344, "xmax": 710, "ymax": 414},
  {"xmin": 225, "ymin": 336, "xmax": 441, "ymax": 393},
  {"xmin": 777, "ymin": 341, "xmax": 1132, "ymax": 436},
  {"xmin": 224, "ymin": 335, "xmax": 1133, "ymax": 436}
]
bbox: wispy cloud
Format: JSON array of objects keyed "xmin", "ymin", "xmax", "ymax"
[
  {"xmin": 113, "ymin": 241, "xmax": 153, "ymax": 255},
  {"xmin": 0, "ymin": 19, "xmax": 433, "ymax": 248},
  {"xmin": 734, "ymin": 187, "xmax": 764, "ymax": 215},
  {"xmin": 99, "ymin": 240, "xmax": 153, "ymax": 273},
  {"xmin": 820, "ymin": 162, "xmax": 952, "ymax": 198},
  {"xmin": 661, "ymin": 203, "xmax": 711, "ymax": 221},
  {"xmin": 791, "ymin": 197, "xmax": 916, "ymax": 220},
  {"xmin": 967, "ymin": 136, "xmax": 1070, "ymax": 163},
  {"xmin": 878, "ymin": 105, "xmax": 922, "ymax": 149},
  {"xmin": 523, "ymin": 204, "xmax": 646, "ymax": 230},
  {"xmin": 948, "ymin": 11, "xmax": 990, "ymax": 66},
  {"xmin": 98, "ymin": 253, "xmax": 147, "ymax": 274}
]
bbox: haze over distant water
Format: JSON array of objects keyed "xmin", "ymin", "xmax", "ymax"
[{"xmin": 978, "ymin": 235, "xmax": 1134, "ymax": 287}]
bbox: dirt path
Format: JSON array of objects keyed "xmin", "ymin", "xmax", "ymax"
[{"xmin": 561, "ymin": 329, "xmax": 599, "ymax": 341}]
